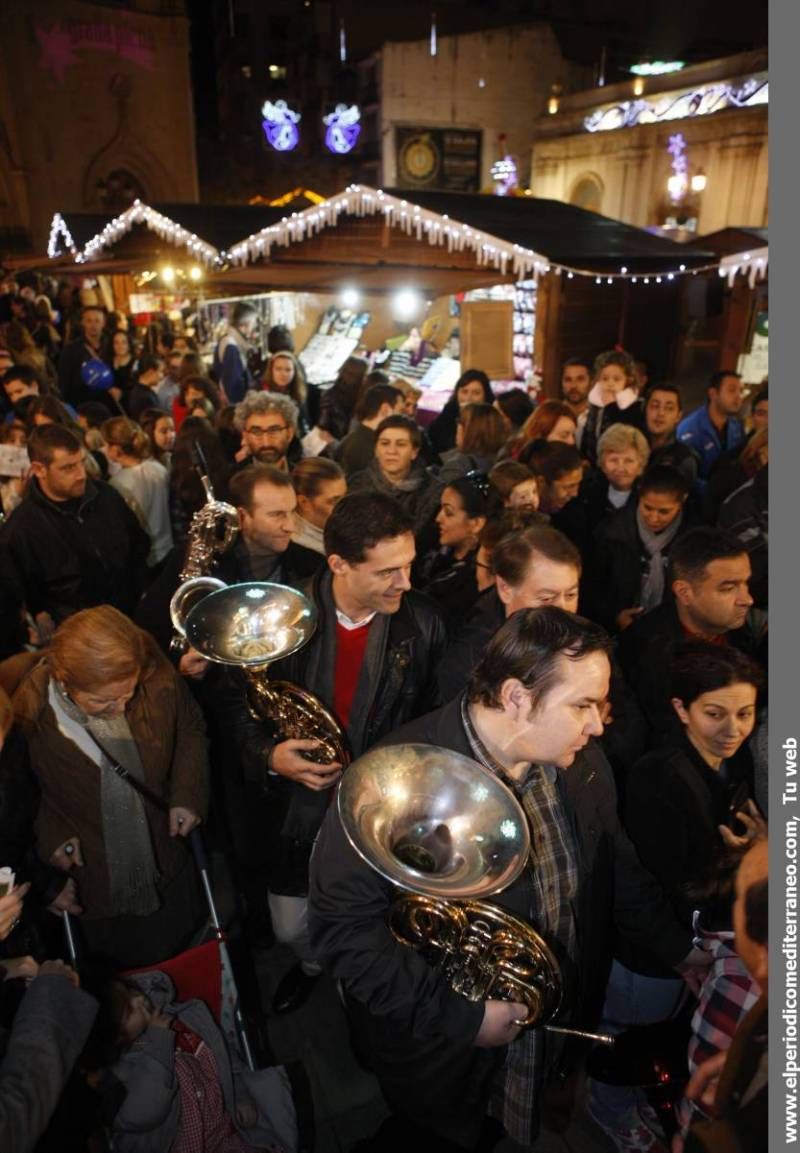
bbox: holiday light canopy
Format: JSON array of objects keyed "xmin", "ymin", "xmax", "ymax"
[
  {"xmin": 47, "ymin": 203, "xmax": 223, "ymax": 267},
  {"xmin": 46, "ymin": 186, "xmax": 767, "ymax": 289}
]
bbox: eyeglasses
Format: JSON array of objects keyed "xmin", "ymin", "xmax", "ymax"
[{"xmin": 245, "ymin": 424, "xmax": 289, "ymax": 438}]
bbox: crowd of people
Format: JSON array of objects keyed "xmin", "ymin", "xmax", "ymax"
[{"xmin": 0, "ymin": 275, "xmax": 769, "ymax": 1153}]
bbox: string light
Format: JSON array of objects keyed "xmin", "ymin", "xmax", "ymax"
[
  {"xmin": 48, "ymin": 201, "xmax": 223, "ymax": 267},
  {"xmin": 47, "ymin": 186, "xmax": 768, "ymax": 288}
]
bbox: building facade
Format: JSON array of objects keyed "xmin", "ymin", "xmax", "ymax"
[
  {"xmin": 529, "ymin": 51, "xmax": 767, "ymax": 237},
  {"xmin": 0, "ymin": 0, "xmax": 198, "ymax": 256},
  {"xmin": 362, "ymin": 24, "xmax": 589, "ymax": 193}
]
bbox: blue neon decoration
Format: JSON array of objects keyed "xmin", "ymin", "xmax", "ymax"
[{"xmin": 261, "ymin": 100, "xmax": 301, "ymax": 151}]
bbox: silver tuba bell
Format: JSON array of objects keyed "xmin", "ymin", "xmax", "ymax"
[
  {"xmin": 171, "ymin": 579, "xmax": 348, "ymax": 765},
  {"xmin": 338, "ymin": 743, "xmax": 613, "ymax": 1043}
]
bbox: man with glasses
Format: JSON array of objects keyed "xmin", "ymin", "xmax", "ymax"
[{"xmin": 234, "ymin": 392, "xmax": 298, "ymax": 471}]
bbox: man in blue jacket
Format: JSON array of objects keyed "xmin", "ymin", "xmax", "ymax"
[{"xmin": 676, "ymin": 371, "xmax": 745, "ymax": 489}]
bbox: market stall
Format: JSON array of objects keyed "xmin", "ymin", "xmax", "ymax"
[{"xmin": 42, "ymin": 187, "xmax": 766, "ymax": 408}]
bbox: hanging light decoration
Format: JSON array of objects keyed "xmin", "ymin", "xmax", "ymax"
[
  {"xmin": 339, "ymin": 17, "xmax": 347, "ymax": 63},
  {"xmin": 261, "ymin": 100, "xmax": 302, "ymax": 152},
  {"xmin": 430, "ymin": 10, "xmax": 437, "ymax": 57},
  {"xmin": 323, "ymin": 104, "xmax": 362, "ymax": 154}
]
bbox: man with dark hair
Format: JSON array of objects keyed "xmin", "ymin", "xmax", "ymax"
[
  {"xmin": 349, "ymin": 413, "xmax": 439, "ymax": 529},
  {"xmin": 213, "ymin": 301, "xmax": 258, "ymax": 403},
  {"xmin": 522, "ymin": 441, "xmax": 592, "ymax": 555},
  {"xmin": 57, "ymin": 305, "xmax": 116, "ymax": 408},
  {"xmin": 560, "ymin": 356, "xmax": 593, "ymax": 450},
  {"xmin": 124, "ymin": 354, "xmax": 166, "ymax": 422},
  {"xmin": 309, "ymin": 607, "xmax": 706, "ymax": 1150},
  {"xmin": 583, "ymin": 465, "xmax": 695, "ymax": 632},
  {"xmin": 439, "ymin": 523, "xmax": 646, "ymax": 776},
  {"xmin": 334, "ymin": 383, "xmax": 404, "ymax": 477},
  {"xmin": 644, "ymin": 383, "xmax": 700, "ymax": 486},
  {"xmin": 677, "ymin": 371, "xmax": 745, "ymax": 488},
  {"xmin": 2, "ymin": 364, "xmax": 41, "ymax": 410},
  {"xmin": 619, "ymin": 526, "xmax": 766, "ymax": 742},
  {"xmin": 0, "ymin": 425, "xmax": 149, "ymax": 653},
  {"xmin": 220, "ymin": 490, "xmax": 447, "ymax": 1013},
  {"xmin": 137, "ymin": 464, "xmax": 320, "ymax": 661}
]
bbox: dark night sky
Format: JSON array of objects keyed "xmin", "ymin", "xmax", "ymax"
[{"xmin": 188, "ymin": 0, "xmax": 767, "ymax": 137}]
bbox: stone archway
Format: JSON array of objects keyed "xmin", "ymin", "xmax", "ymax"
[{"xmin": 569, "ymin": 172, "xmax": 604, "ymax": 214}]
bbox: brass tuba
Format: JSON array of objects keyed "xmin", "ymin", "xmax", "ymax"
[
  {"xmin": 338, "ymin": 743, "xmax": 612, "ymax": 1043},
  {"xmin": 169, "ymin": 459, "xmax": 239, "ymax": 656},
  {"xmin": 171, "ymin": 580, "xmax": 348, "ymax": 765}
]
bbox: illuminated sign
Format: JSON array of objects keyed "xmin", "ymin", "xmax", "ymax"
[
  {"xmin": 629, "ymin": 61, "xmax": 685, "ymax": 77},
  {"xmin": 584, "ymin": 74, "xmax": 767, "ymax": 133}
]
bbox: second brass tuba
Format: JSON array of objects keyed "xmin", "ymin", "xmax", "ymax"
[
  {"xmin": 338, "ymin": 743, "xmax": 612, "ymax": 1042},
  {"xmin": 171, "ymin": 580, "xmax": 348, "ymax": 765}
]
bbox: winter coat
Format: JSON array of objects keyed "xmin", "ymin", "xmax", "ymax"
[
  {"xmin": 308, "ymin": 696, "xmax": 691, "ymax": 1144},
  {"xmin": 216, "ymin": 569, "xmax": 447, "ymax": 894},
  {"xmin": 11, "ymin": 647, "xmax": 209, "ymax": 920},
  {"xmin": 617, "ymin": 736, "xmax": 753, "ymax": 976},
  {"xmin": 0, "ymin": 477, "xmax": 150, "ymax": 634},
  {"xmin": 0, "ymin": 973, "xmax": 97, "ymax": 1153}
]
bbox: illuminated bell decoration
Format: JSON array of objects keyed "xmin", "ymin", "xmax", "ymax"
[
  {"xmin": 262, "ymin": 100, "xmax": 301, "ymax": 152},
  {"xmin": 323, "ymin": 104, "xmax": 361, "ymax": 154},
  {"xmin": 491, "ymin": 156, "xmax": 518, "ymax": 196}
]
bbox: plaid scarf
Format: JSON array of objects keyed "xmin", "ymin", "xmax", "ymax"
[{"xmin": 460, "ymin": 696, "xmax": 579, "ymax": 1146}]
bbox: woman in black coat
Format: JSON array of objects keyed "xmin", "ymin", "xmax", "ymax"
[
  {"xmin": 419, "ymin": 474, "xmax": 501, "ymax": 633},
  {"xmin": 588, "ymin": 642, "xmax": 765, "ymax": 1149},
  {"xmin": 621, "ymin": 641, "xmax": 765, "ymax": 952},
  {"xmin": 582, "ymin": 465, "xmax": 694, "ymax": 632}
]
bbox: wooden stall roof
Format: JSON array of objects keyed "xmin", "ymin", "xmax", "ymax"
[{"xmin": 46, "ymin": 188, "xmax": 714, "ymax": 297}]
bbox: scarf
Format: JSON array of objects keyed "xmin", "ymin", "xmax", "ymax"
[
  {"xmin": 636, "ymin": 505, "xmax": 683, "ymax": 613},
  {"xmin": 292, "ymin": 515, "xmax": 325, "ymax": 555},
  {"xmin": 48, "ymin": 679, "xmax": 161, "ymax": 917},
  {"xmin": 460, "ymin": 698, "xmax": 579, "ymax": 1146}
]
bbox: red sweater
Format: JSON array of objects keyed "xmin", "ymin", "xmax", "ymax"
[{"xmin": 333, "ymin": 619, "xmax": 373, "ymax": 730}]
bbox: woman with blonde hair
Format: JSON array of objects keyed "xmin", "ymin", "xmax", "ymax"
[
  {"xmin": 12, "ymin": 606, "xmax": 209, "ymax": 967},
  {"xmin": 103, "ymin": 417, "xmax": 173, "ymax": 569}
]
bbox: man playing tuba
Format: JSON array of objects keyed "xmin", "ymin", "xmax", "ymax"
[
  {"xmin": 220, "ymin": 493, "xmax": 447, "ymax": 1014},
  {"xmin": 308, "ymin": 608, "xmax": 711, "ymax": 1149}
]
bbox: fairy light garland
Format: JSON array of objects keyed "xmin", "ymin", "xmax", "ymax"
[
  {"xmin": 47, "ymin": 213, "xmax": 78, "ymax": 260},
  {"xmin": 47, "ymin": 186, "xmax": 768, "ymax": 287},
  {"xmin": 48, "ymin": 201, "xmax": 223, "ymax": 267}
]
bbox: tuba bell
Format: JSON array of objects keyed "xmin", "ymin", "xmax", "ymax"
[
  {"xmin": 171, "ymin": 579, "xmax": 348, "ymax": 765},
  {"xmin": 338, "ymin": 743, "xmax": 613, "ymax": 1043}
]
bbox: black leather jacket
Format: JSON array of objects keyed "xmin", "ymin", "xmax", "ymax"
[{"xmin": 217, "ymin": 569, "xmax": 447, "ymax": 893}]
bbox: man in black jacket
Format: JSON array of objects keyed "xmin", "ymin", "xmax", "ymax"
[
  {"xmin": 57, "ymin": 304, "xmax": 117, "ymax": 408},
  {"xmin": 439, "ymin": 524, "xmax": 647, "ymax": 780},
  {"xmin": 0, "ymin": 425, "xmax": 149, "ymax": 654},
  {"xmin": 618, "ymin": 526, "xmax": 767, "ymax": 744},
  {"xmin": 219, "ymin": 492, "xmax": 447, "ymax": 1012},
  {"xmin": 308, "ymin": 608, "xmax": 706, "ymax": 1150},
  {"xmin": 137, "ymin": 463, "xmax": 322, "ymax": 664}
]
